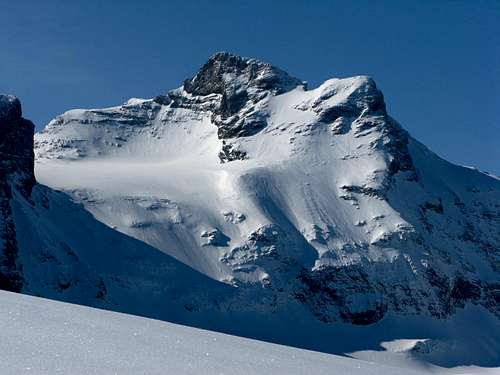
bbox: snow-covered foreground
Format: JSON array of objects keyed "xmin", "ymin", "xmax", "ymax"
[
  {"xmin": 1, "ymin": 290, "xmax": 499, "ymax": 375},
  {"xmin": 0, "ymin": 290, "xmax": 428, "ymax": 375}
]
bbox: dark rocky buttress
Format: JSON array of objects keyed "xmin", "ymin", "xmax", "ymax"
[
  {"xmin": 0, "ymin": 94, "xmax": 36, "ymax": 291},
  {"xmin": 183, "ymin": 52, "xmax": 304, "ymax": 140}
]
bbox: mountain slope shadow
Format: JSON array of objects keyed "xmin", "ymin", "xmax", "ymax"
[{"xmin": 13, "ymin": 183, "xmax": 235, "ymax": 327}]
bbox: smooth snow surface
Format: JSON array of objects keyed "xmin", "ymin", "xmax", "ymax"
[{"xmin": 0, "ymin": 290, "xmax": 430, "ymax": 375}]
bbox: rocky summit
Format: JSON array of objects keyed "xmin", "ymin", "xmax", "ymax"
[
  {"xmin": 157, "ymin": 52, "xmax": 305, "ymax": 155},
  {"xmin": 1, "ymin": 54, "xmax": 500, "ymax": 356}
]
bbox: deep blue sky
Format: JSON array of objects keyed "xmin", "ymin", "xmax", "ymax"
[{"xmin": 1, "ymin": 1, "xmax": 499, "ymax": 174}]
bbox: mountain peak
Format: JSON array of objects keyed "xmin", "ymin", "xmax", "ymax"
[
  {"xmin": 183, "ymin": 52, "xmax": 304, "ymax": 97},
  {"xmin": 179, "ymin": 53, "xmax": 306, "ymax": 141}
]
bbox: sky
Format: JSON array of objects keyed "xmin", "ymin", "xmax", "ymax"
[{"xmin": 1, "ymin": 1, "xmax": 499, "ymax": 174}]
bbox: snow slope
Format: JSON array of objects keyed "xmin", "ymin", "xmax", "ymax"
[
  {"xmin": 0, "ymin": 93, "xmax": 234, "ymax": 327},
  {"xmin": 2, "ymin": 290, "xmax": 499, "ymax": 375},
  {"xmin": 0, "ymin": 291, "xmax": 453, "ymax": 375}
]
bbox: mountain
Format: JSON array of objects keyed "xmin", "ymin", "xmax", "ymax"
[
  {"xmin": 1, "ymin": 53, "xmax": 500, "ymax": 369},
  {"xmin": 34, "ymin": 52, "xmax": 500, "ymax": 325}
]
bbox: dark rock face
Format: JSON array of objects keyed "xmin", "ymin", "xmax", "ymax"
[
  {"xmin": 295, "ymin": 265, "xmax": 387, "ymax": 325},
  {"xmin": 184, "ymin": 52, "xmax": 304, "ymax": 141},
  {"xmin": 218, "ymin": 140, "xmax": 247, "ymax": 162},
  {"xmin": 0, "ymin": 95, "xmax": 22, "ymax": 121},
  {"xmin": 184, "ymin": 52, "xmax": 302, "ymax": 97},
  {"xmin": 0, "ymin": 198, "xmax": 23, "ymax": 292},
  {"xmin": 0, "ymin": 95, "xmax": 36, "ymax": 195},
  {"xmin": 295, "ymin": 262, "xmax": 499, "ymax": 325},
  {"xmin": 0, "ymin": 95, "xmax": 36, "ymax": 292}
]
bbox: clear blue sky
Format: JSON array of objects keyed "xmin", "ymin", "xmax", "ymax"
[{"xmin": 1, "ymin": 1, "xmax": 499, "ymax": 174}]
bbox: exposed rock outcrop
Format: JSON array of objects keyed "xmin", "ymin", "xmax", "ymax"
[
  {"xmin": 184, "ymin": 52, "xmax": 304, "ymax": 142},
  {"xmin": 0, "ymin": 95, "xmax": 35, "ymax": 195},
  {"xmin": 0, "ymin": 95, "xmax": 35, "ymax": 291}
]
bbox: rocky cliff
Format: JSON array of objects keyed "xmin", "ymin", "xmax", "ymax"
[{"xmin": 0, "ymin": 95, "xmax": 35, "ymax": 291}]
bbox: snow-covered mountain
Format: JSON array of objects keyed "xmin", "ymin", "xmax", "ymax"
[
  {"xmin": 34, "ymin": 52, "xmax": 500, "ymax": 325},
  {"xmin": 1, "ymin": 53, "xmax": 500, "ymax": 369}
]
